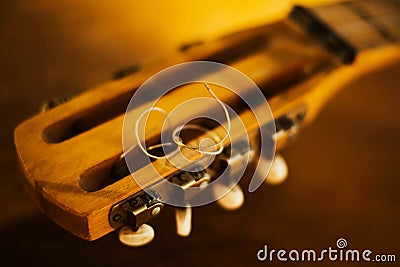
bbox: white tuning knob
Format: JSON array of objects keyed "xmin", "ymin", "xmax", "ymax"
[
  {"xmin": 175, "ymin": 206, "xmax": 192, "ymax": 237},
  {"xmin": 118, "ymin": 224, "xmax": 155, "ymax": 247},
  {"xmin": 214, "ymin": 184, "xmax": 244, "ymax": 211},
  {"xmin": 264, "ymin": 153, "xmax": 288, "ymax": 185}
]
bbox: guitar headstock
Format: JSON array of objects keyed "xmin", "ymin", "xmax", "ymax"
[{"xmin": 14, "ymin": 1, "xmax": 400, "ymax": 246}]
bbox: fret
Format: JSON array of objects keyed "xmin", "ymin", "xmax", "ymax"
[
  {"xmin": 345, "ymin": 0, "xmax": 400, "ymax": 43},
  {"xmin": 291, "ymin": 0, "xmax": 400, "ymax": 64},
  {"xmin": 313, "ymin": 3, "xmax": 390, "ymax": 50}
]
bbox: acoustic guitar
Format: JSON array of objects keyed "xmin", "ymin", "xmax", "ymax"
[{"xmin": 14, "ymin": 0, "xmax": 400, "ymax": 246}]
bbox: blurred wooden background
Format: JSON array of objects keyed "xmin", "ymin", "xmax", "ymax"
[{"xmin": 0, "ymin": 0, "xmax": 399, "ymax": 266}]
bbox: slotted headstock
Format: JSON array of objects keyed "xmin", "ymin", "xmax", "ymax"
[{"xmin": 14, "ymin": 1, "xmax": 400, "ymax": 245}]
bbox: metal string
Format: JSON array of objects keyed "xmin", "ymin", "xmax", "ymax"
[{"xmin": 135, "ymin": 83, "xmax": 231, "ymax": 159}]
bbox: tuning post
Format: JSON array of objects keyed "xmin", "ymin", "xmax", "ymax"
[{"xmin": 170, "ymin": 168, "xmax": 211, "ymax": 190}]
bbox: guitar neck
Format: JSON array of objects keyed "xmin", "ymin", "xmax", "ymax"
[{"xmin": 291, "ymin": 0, "xmax": 400, "ymax": 63}]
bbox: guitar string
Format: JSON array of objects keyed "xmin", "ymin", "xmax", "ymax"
[{"xmin": 135, "ymin": 82, "xmax": 231, "ymax": 159}]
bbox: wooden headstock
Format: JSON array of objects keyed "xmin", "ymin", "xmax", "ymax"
[{"xmin": 14, "ymin": 1, "xmax": 400, "ymax": 244}]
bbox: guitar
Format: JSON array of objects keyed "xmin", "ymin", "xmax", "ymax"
[{"xmin": 14, "ymin": 0, "xmax": 400, "ymax": 246}]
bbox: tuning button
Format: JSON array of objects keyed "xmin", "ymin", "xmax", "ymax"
[
  {"xmin": 264, "ymin": 153, "xmax": 288, "ymax": 185},
  {"xmin": 175, "ymin": 206, "xmax": 192, "ymax": 237},
  {"xmin": 214, "ymin": 184, "xmax": 245, "ymax": 211},
  {"xmin": 118, "ymin": 224, "xmax": 155, "ymax": 247}
]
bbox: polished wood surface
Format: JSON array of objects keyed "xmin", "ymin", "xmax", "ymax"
[{"xmin": 1, "ymin": 0, "xmax": 400, "ymax": 266}]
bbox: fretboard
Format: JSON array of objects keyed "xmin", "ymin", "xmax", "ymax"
[{"xmin": 290, "ymin": 0, "xmax": 400, "ymax": 64}]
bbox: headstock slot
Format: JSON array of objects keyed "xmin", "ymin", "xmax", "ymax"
[{"xmin": 42, "ymin": 90, "xmax": 134, "ymax": 143}]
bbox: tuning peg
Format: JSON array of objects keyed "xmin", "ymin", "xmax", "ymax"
[
  {"xmin": 175, "ymin": 206, "xmax": 192, "ymax": 237},
  {"xmin": 118, "ymin": 224, "xmax": 155, "ymax": 247},
  {"xmin": 214, "ymin": 184, "xmax": 244, "ymax": 211},
  {"xmin": 264, "ymin": 153, "xmax": 288, "ymax": 185}
]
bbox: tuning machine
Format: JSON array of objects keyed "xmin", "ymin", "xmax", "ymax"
[
  {"xmin": 249, "ymin": 105, "xmax": 307, "ymax": 187},
  {"xmin": 111, "ymin": 167, "xmax": 211, "ymax": 246},
  {"xmin": 109, "ymin": 191, "xmax": 163, "ymax": 246},
  {"xmin": 212, "ymin": 141, "xmax": 255, "ymax": 211},
  {"xmin": 169, "ymin": 168, "xmax": 211, "ymax": 237}
]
